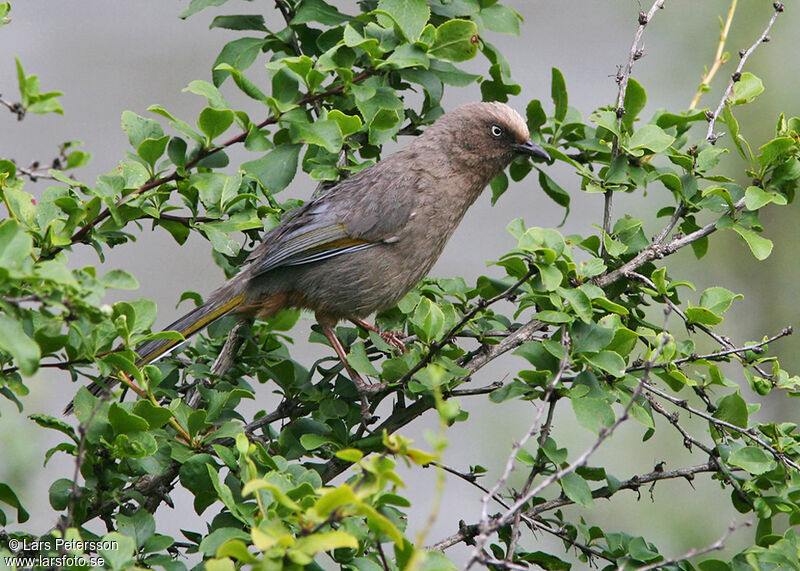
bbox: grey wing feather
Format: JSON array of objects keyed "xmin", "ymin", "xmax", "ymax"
[{"xmin": 245, "ymin": 160, "xmax": 418, "ymax": 276}]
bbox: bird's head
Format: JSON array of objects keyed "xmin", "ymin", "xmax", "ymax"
[{"xmin": 423, "ymin": 102, "xmax": 550, "ymax": 173}]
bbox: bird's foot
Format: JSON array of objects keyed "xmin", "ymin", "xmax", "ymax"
[{"xmin": 350, "ymin": 318, "xmax": 407, "ymax": 354}]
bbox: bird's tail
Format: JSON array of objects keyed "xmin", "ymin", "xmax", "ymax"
[{"xmin": 64, "ymin": 289, "xmax": 246, "ymax": 415}]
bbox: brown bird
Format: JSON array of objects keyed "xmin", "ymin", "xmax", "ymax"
[{"xmin": 65, "ymin": 101, "xmax": 549, "ymax": 413}]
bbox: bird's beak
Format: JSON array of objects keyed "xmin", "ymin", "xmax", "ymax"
[{"xmin": 512, "ymin": 140, "xmax": 550, "ymax": 161}]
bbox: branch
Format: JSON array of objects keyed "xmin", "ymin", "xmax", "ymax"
[
  {"xmin": 705, "ymin": 2, "xmax": 784, "ymax": 142},
  {"xmin": 52, "ymin": 68, "xmax": 377, "ymax": 258},
  {"xmin": 632, "ymin": 521, "xmax": 750, "ymax": 571},
  {"xmin": 476, "ymin": 328, "xmax": 570, "ymax": 552},
  {"xmin": 466, "ymin": 315, "xmax": 671, "ymax": 568},
  {"xmin": 0, "ymin": 92, "xmax": 24, "ymax": 120},
  {"xmin": 398, "ymin": 264, "xmax": 539, "ymax": 386},
  {"xmin": 688, "ymin": 0, "xmax": 738, "ymax": 110},
  {"xmin": 430, "ymin": 461, "xmax": 718, "ymax": 560},
  {"xmin": 527, "ymin": 462, "xmax": 721, "ymax": 518},
  {"xmin": 592, "ymin": 196, "xmax": 746, "ymax": 288},
  {"xmin": 602, "ymin": 0, "xmax": 666, "ymax": 255},
  {"xmin": 641, "ymin": 380, "xmax": 800, "ymax": 472},
  {"xmin": 626, "ymin": 325, "xmax": 793, "ymax": 372}
]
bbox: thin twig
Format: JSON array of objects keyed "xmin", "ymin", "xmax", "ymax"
[
  {"xmin": 631, "ymin": 521, "xmax": 750, "ymax": 571},
  {"xmin": 476, "ymin": 328, "xmax": 570, "ymax": 546},
  {"xmin": 641, "ymin": 380, "xmax": 800, "ymax": 472},
  {"xmin": 51, "ymin": 68, "xmax": 377, "ymax": 258},
  {"xmin": 626, "ymin": 325, "xmax": 792, "ymax": 372},
  {"xmin": 689, "ymin": 0, "xmax": 738, "ymax": 110},
  {"xmin": 705, "ymin": 2, "xmax": 784, "ymax": 142},
  {"xmin": 398, "ymin": 264, "xmax": 539, "ymax": 386},
  {"xmin": 0, "ymin": 93, "xmax": 24, "ymax": 120},
  {"xmin": 593, "ymin": 196, "xmax": 746, "ymax": 288},
  {"xmin": 466, "ymin": 316, "xmax": 671, "ymax": 569},
  {"xmin": 602, "ymin": 0, "xmax": 666, "ymax": 256}
]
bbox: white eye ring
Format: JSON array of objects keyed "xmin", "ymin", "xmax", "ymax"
[{"xmin": 490, "ymin": 124, "xmax": 504, "ymax": 138}]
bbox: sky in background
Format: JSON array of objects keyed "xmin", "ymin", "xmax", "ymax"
[{"xmin": 1, "ymin": 0, "xmax": 800, "ymax": 566}]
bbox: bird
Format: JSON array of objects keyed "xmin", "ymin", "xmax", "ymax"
[{"xmin": 64, "ymin": 101, "xmax": 549, "ymax": 414}]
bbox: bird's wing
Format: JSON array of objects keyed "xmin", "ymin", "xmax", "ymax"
[{"xmin": 245, "ymin": 162, "xmax": 418, "ymax": 277}]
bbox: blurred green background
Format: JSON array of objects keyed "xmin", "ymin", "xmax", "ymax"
[{"xmin": 1, "ymin": 0, "xmax": 798, "ymax": 565}]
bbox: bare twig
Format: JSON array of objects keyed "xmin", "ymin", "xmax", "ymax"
[
  {"xmin": 689, "ymin": 0, "xmax": 738, "ymax": 110},
  {"xmin": 593, "ymin": 196, "xmax": 746, "ymax": 288},
  {"xmin": 631, "ymin": 521, "xmax": 750, "ymax": 571},
  {"xmin": 626, "ymin": 325, "xmax": 792, "ymax": 372},
  {"xmin": 641, "ymin": 380, "xmax": 800, "ymax": 472},
  {"xmin": 602, "ymin": 0, "xmax": 666, "ymax": 256},
  {"xmin": 466, "ymin": 316, "xmax": 671, "ymax": 569},
  {"xmin": 705, "ymin": 2, "xmax": 784, "ymax": 142},
  {"xmin": 0, "ymin": 93, "xmax": 24, "ymax": 120},
  {"xmin": 474, "ymin": 329, "xmax": 570, "ymax": 558},
  {"xmin": 431, "ymin": 461, "xmax": 719, "ymax": 558}
]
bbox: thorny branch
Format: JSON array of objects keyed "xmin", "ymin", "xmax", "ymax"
[
  {"xmin": 602, "ymin": 0, "xmax": 666, "ymax": 256},
  {"xmin": 431, "ymin": 462, "xmax": 723, "ymax": 557},
  {"xmin": 641, "ymin": 379, "xmax": 800, "ymax": 472},
  {"xmin": 705, "ymin": 2, "xmax": 784, "ymax": 142},
  {"xmin": 632, "ymin": 521, "xmax": 750, "ymax": 571},
  {"xmin": 464, "ymin": 314, "xmax": 671, "ymax": 569},
  {"xmin": 474, "ymin": 328, "xmax": 570, "ymax": 558}
]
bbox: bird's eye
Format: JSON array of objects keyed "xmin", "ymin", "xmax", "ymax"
[{"xmin": 490, "ymin": 124, "xmax": 504, "ymax": 138}]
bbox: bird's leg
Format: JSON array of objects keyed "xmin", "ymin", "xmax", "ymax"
[
  {"xmin": 319, "ymin": 322, "xmax": 384, "ymax": 427},
  {"xmin": 350, "ymin": 318, "xmax": 407, "ymax": 353}
]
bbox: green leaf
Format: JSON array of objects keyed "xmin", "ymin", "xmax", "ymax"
[
  {"xmin": 210, "ymin": 14, "xmax": 268, "ymax": 32},
  {"xmin": 730, "ymin": 72, "xmax": 764, "ymax": 105},
  {"xmin": 758, "ymin": 137, "xmax": 795, "ymax": 168},
  {"xmin": 198, "ymin": 107, "xmax": 235, "ymax": 140},
  {"xmin": 132, "ymin": 400, "xmax": 174, "ymax": 430},
  {"xmin": 0, "ymin": 219, "xmax": 33, "ymax": 278},
  {"xmin": 109, "ymin": 403, "xmax": 150, "ymax": 434},
  {"xmin": 100, "ymin": 532, "xmax": 137, "ymax": 571},
  {"xmin": 572, "ymin": 397, "xmax": 614, "ymax": 434},
  {"xmin": 622, "ymin": 78, "xmax": 646, "ymax": 132},
  {"xmin": 730, "ymin": 225, "xmax": 773, "ymax": 260},
  {"xmin": 242, "ymin": 144, "xmax": 301, "ymax": 193},
  {"xmin": 0, "ymin": 315, "xmax": 40, "ymax": 376},
  {"xmin": 295, "ymin": 530, "xmax": 359, "ymax": 555},
  {"xmin": 292, "ymin": 0, "xmax": 349, "ymax": 25},
  {"xmin": 121, "ymin": 110, "xmax": 164, "ymax": 148},
  {"xmin": 411, "ymin": 297, "xmax": 445, "ymax": 342},
  {"xmin": 137, "ymin": 136, "xmax": 169, "ymax": 168},
  {"xmin": 538, "ymin": 169, "xmax": 570, "ymax": 214},
  {"xmin": 117, "ymin": 510, "xmax": 156, "ymax": 549},
  {"xmin": 699, "ymin": 287, "xmax": 742, "ymax": 316},
  {"xmin": 559, "ymin": 471, "xmax": 594, "ymax": 508},
  {"xmin": 429, "ymin": 19, "xmax": 479, "ymax": 62},
  {"xmin": 713, "ymin": 392, "xmax": 748, "ymax": 428},
  {"xmin": 685, "ymin": 306, "xmax": 723, "ymax": 326},
  {"xmin": 628, "ymin": 125, "xmax": 674, "ymax": 154},
  {"xmin": 584, "ymin": 351, "xmax": 626, "ymax": 377},
  {"xmin": 727, "ymin": 446, "xmax": 776, "ymax": 475},
  {"xmin": 478, "ymin": 4, "xmax": 521, "ymax": 35},
  {"xmin": 347, "ymin": 341, "xmax": 380, "ymax": 376},
  {"xmin": 101, "ymin": 269, "xmax": 140, "ymax": 290},
  {"xmin": 288, "ymin": 119, "xmax": 343, "ymax": 153},
  {"xmin": 0, "ymin": 483, "xmax": 29, "ymax": 524},
  {"xmin": 551, "ymin": 68, "xmax": 567, "ymax": 122},
  {"xmin": 560, "ymin": 287, "xmax": 592, "ymax": 323},
  {"xmin": 744, "ymin": 185, "xmax": 775, "ymax": 210},
  {"xmin": 377, "ymin": 0, "xmax": 430, "ymax": 42},
  {"xmin": 327, "ymin": 110, "xmax": 363, "ymax": 138}
]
